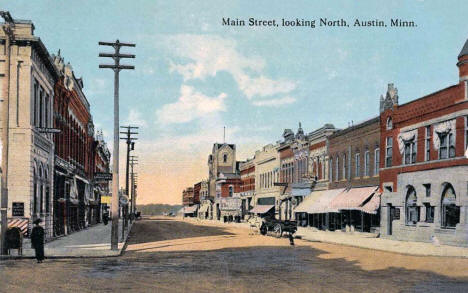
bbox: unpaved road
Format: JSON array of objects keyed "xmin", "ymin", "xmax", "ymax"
[{"xmin": 1, "ymin": 217, "xmax": 468, "ymax": 292}]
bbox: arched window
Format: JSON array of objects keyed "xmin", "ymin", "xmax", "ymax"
[
  {"xmin": 441, "ymin": 184, "xmax": 460, "ymax": 228},
  {"xmin": 386, "ymin": 117, "xmax": 393, "ymax": 130},
  {"xmin": 405, "ymin": 186, "xmax": 419, "ymax": 225},
  {"xmin": 229, "ymin": 185, "xmax": 233, "ymax": 197},
  {"xmin": 223, "ymin": 153, "xmax": 228, "ymax": 163}
]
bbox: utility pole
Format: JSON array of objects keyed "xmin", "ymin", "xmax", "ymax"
[
  {"xmin": 129, "ymin": 155, "xmax": 138, "ymax": 219},
  {"xmin": 0, "ymin": 11, "xmax": 14, "ymax": 255},
  {"xmin": 120, "ymin": 126, "xmax": 137, "ymax": 231},
  {"xmin": 98, "ymin": 40, "xmax": 135, "ymax": 250}
]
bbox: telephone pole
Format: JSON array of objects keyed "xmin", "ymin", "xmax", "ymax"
[
  {"xmin": 0, "ymin": 11, "xmax": 15, "ymax": 255},
  {"xmin": 120, "ymin": 126, "xmax": 137, "ymax": 231},
  {"xmin": 129, "ymin": 156, "xmax": 138, "ymax": 218},
  {"xmin": 98, "ymin": 40, "xmax": 135, "ymax": 250}
]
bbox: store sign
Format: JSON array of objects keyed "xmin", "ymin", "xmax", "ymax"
[
  {"xmin": 219, "ymin": 197, "xmax": 241, "ymax": 211},
  {"xmin": 95, "ymin": 172, "xmax": 113, "ymax": 181},
  {"xmin": 101, "ymin": 195, "xmax": 112, "ymax": 204},
  {"xmin": 12, "ymin": 202, "xmax": 24, "ymax": 217}
]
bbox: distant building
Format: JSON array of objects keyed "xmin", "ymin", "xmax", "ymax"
[{"xmin": 239, "ymin": 158, "xmax": 255, "ymax": 218}]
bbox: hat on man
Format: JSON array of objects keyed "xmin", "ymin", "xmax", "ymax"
[{"xmin": 33, "ymin": 218, "xmax": 42, "ymax": 225}]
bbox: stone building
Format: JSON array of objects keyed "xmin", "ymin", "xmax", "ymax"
[
  {"xmin": 52, "ymin": 51, "xmax": 96, "ymax": 235},
  {"xmin": 249, "ymin": 144, "xmax": 280, "ymax": 218},
  {"xmin": 207, "ymin": 142, "xmax": 241, "ymax": 220},
  {"xmin": 379, "ymin": 38, "xmax": 468, "ymax": 246},
  {"xmin": 1, "ymin": 20, "xmax": 57, "ymax": 238}
]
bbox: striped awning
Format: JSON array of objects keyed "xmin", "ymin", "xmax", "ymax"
[
  {"xmin": 360, "ymin": 193, "xmax": 381, "ymax": 214},
  {"xmin": 8, "ymin": 218, "xmax": 29, "ymax": 235},
  {"xmin": 294, "ymin": 190, "xmax": 324, "ymax": 213},
  {"xmin": 330, "ymin": 186, "xmax": 378, "ymax": 211}
]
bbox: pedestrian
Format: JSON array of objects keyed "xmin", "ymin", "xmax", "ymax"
[
  {"xmin": 288, "ymin": 232, "xmax": 295, "ymax": 246},
  {"xmin": 31, "ymin": 218, "xmax": 45, "ymax": 263}
]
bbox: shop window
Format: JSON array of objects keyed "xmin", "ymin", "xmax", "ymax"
[
  {"xmin": 355, "ymin": 153, "xmax": 360, "ymax": 177},
  {"xmin": 438, "ymin": 132, "xmax": 455, "ymax": 159},
  {"xmin": 374, "ymin": 148, "xmax": 380, "ymax": 175},
  {"xmin": 441, "ymin": 184, "xmax": 460, "ymax": 229},
  {"xmin": 405, "ymin": 186, "xmax": 419, "ymax": 225},
  {"xmin": 424, "ymin": 203, "xmax": 434, "ymax": 223},
  {"xmin": 403, "ymin": 140, "xmax": 416, "ymax": 165},
  {"xmin": 385, "ymin": 137, "xmax": 393, "ymax": 167}
]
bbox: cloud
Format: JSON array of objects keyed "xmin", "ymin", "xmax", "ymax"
[
  {"xmin": 124, "ymin": 108, "xmax": 148, "ymax": 128},
  {"xmin": 156, "ymin": 85, "xmax": 227, "ymax": 124},
  {"xmin": 252, "ymin": 96, "xmax": 297, "ymax": 107},
  {"xmin": 165, "ymin": 34, "xmax": 297, "ymax": 103}
]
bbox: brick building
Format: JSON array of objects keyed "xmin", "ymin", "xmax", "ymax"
[
  {"xmin": 239, "ymin": 158, "xmax": 255, "ymax": 218},
  {"xmin": 92, "ymin": 130, "xmax": 110, "ymax": 225},
  {"xmin": 278, "ymin": 123, "xmax": 336, "ymax": 220},
  {"xmin": 52, "ymin": 52, "xmax": 96, "ymax": 236},
  {"xmin": 379, "ymin": 38, "xmax": 468, "ymax": 246},
  {"xmin": 325, "ymin": 117, "xmax": 381, "ymax": 232}
]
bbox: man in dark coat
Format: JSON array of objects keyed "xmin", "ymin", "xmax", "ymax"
[{"xmin": 31, "ymin": 218, "xmax": 45, "ymax": 263}]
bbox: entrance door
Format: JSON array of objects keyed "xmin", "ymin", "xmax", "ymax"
[{"xmin": 216, "ymin": 204, "xmax": 220, "ymax": 220}]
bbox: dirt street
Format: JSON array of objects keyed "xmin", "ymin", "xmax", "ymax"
[{"xmin": 1, "ymin": 217, "xmax": 468, "ymax": 292}]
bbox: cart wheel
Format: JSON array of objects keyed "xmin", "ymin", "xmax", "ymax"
[
  {"xmin": 260, "ymin": 224, "xmax": 267, "ymax": 235},
  {"xmin": 273, "ymin": 224, "xmax": 282, "ymax": 238}
]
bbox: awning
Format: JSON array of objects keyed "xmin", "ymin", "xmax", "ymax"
[
  {"xmin": 75, "ymin": 175, "xmax": 90, "ymax": 185},
  {"xmin": 294, "ymin": 190, "xmax": 324, "ymax": 213},
  {"xmin": 330, "ymin": 186, "xmax": 378, "ymax": 211},
  {"xmin": 8, "ymin": 218, "xmax": 29, "ymax": 235},
  {"xmin": 306, "ymin": 188, "xmax": 345, "ymax": 214},
  {"xmin": 249, "ymin": 205, "xmax": 274, "ymax": 214},
  {"xmin": 360, "ymin": 193, "xmax": 381, "ymax": 214},
  {"xmin": 291, "ymin": 188, "xmax": 310, "ymax": 197},
  {"xmin": 184, "ymin": 205, "xmax": 198, "ymax": 214}
]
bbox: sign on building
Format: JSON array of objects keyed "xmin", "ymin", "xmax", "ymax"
[
  {"xmin": 219, "ymin": 197, "xmax": 241, "ymax": 211},
  {"xmin": 12, "ymin": 202, "xmax": 24, "ymax": 217}
]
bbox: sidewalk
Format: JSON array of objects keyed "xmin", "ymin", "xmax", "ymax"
[
  {"xmin": 184, "ymin": 217, "xmax": 468, "ymax": 258},
  {"xmin": 1, "ymin": 219, "xmax": 132, "ymax": 259},
  {"xmin": 296, "ymin": 227, "xmax": 468, "ymax": 258}
]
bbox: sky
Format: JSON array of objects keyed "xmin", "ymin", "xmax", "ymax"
[{"xmin": 3, "ymin": 0, "xmax": 468, "ymax": 205}]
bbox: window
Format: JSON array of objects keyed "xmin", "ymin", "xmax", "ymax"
[
  {"xmin": 335, "ymin": 158, "xmax": 339, "ymax": 182},
  {"xmin": 229, "ymin": 186, "xmax": 233, "ymax": 197},
  {"xmin": 33, "ymin": 82, "xmax": 38, "ymax": 126},
  {"xmin": 355, "ymin": 153, "xmax": 360, "ymax": 177},
  {"xmin": 424, "ymin": 203, "xmax": 434, "ymax": 223},
  {"xmin": 342, "ymin": 154, "xmax": 347, "ymax": 180},
  {"xmin": 374, "ymin": 148, "xmax": 380, "ymax": 176},
  {"xmin": 223, "ymin": 153, "xmax": 228, "ymax": 163},
  {"xmin": 329, "ymin": 158, "xmax": 333, "ymax": 181},
  {"xmin": 364, "ymin": 151, "xmax": 370, "ymax": 177},
  {"xmin": 423, "ymin": 183, "xmax": 431, "ymax": 197},
  {"xmin": 405, "ymin": 186, "xmax": 419, "ymax": 225},
  {"xmin": 385, "ymin": 137, "xmax": 393, "ymax": 167},
  {"xmin": 39, "ymin": 89, "xmax": 43, "ymax": 128},
  {"xmin": 466, "ymin": 117, "xmax": 468, "ymax": 153},
  {"xmin": 386, "ymin": 117, "xmax": 393, "ymax": 130},
  {"xmin": 438, "ymin": 132, "xmax": 455, "ymax": 159},
  {"xmin": 441, "ymin": 184, "xmax": 459, "ymax": 228},
  {"xmin": 403, "ymin": 140, "xmax": 416, "ymax": 165},
  {"xmin": 425, "ymin": 126, "xmax": 431, "ymax": 161}
]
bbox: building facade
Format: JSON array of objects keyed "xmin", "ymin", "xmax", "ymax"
[
  {"xmin": 1, "ymin": 20, "xmax": 57, "ymax": 238},
  {"xmin": 379, "ymin": 40, "xmax": 468, "ymax": 246},
  {"xmin": 52, "ymin": 52, "xmax": 96, "ymax": 236},
  {"xmin": 239, "ymin": 158, "xmax": 255, "ymax": 218}
]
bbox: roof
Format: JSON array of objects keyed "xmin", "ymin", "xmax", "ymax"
[{"xmin": 459, "ymin": 38, "xmax": 468, "ymax": 58}]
